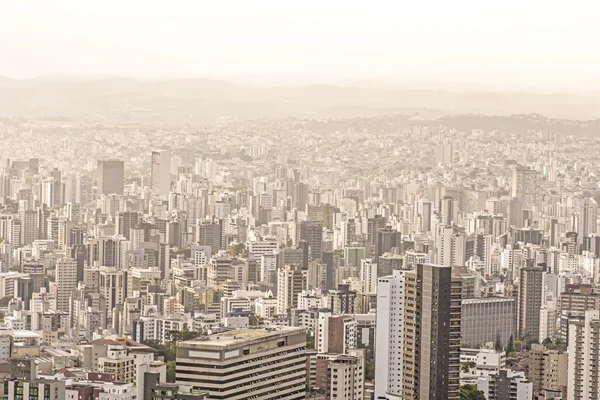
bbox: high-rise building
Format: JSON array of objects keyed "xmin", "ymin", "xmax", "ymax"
[
  {"xmin": 115, "ymin": 211, "xmax": 140, "ymax": 241},
  {"xmin": 277, "ymin": 264, "xmax": 306, "ymax": 313},
  {"xmin": 150, "ymin": 150, "xmax": 172, "ymax": 197},
  {"xmin": 440, "ymin": 195, "xmax": 457, "ymax": 226},
  {"xmin": 517, "ymin": 267, "xmax": 545, "ymax": 340},
  {"xmin": 375, "ymin": 264, "xmax": 461, "ymax": 400},
  {"xmin": 56, "ymin": 257, "xmax": 78, "ymax": 312},
  {"xmin": 528, "ymin": 344, "xmax": 567, "ymax": 396},
  {"xmin": 567, "ymin": 310, "xmax": 600, "ymax": 399},
  {"xmin": 316, "ymin": 349, "xmax": 365, "ymax": 400},
  {"xmin": 367, "ymin": 215, "xmax": 386, "ymax": 247},
  {"xmin": 461, "ymin": 297, "xmax": 516, "ymax": 349},
  {"xmin": 512, "ymin": 167, "xmax": 538, "ymax": 210},
  {"xmin": 97, "ymin": 159, "xmax": 125, "ymax": 195},
  {"xmin": 176, "ymin": 327, "xmax": 307, "ymax": 400},
  {"xmin": 578, "ymin": 197, "xmax": 598, "ymax": 244},
  {"xmin": 436, "ymin": 225, "xmax": 467, "ymax": 267},
  {"xmin": 375, "ymin": 227, "xmax": 401, "ymax": 259},
  {"xmin": 297, "ymin": 221, "xmax": 323, "ymax": 261}
]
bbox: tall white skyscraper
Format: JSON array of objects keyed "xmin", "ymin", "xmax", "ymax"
[
  {"xmin": 376, "ymin": 264, "xmax": 462, "ymax": 400},
  {"xmin": 375, "ymin": 270, "xmax": 410, "ymax": 399},
  {"xmin": 150, "ymin": 150, "xmax": 172, "ymax": 198},
  {"xmin": 436, "ymin": 225, "xmax": 467, "ymax": 266},
  {"xmin": 567, "ymin": 310, "xmax": 600, "ymax": 399}
]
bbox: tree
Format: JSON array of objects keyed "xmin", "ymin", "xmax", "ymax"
[
  {"xmin": 494, "ymin": 332, "xmax": 503, "ymax": 351},
  {"xmin": 365, "ymin": 361, "xmax": 375, "ymax": 382},
  {"xmin": 461, "ymin": 361, "xmax": 476, "ymax": 373},
  {"xmin": 460, "ymin": 384, "xmax": 486, "ymax": 400},
  {"xmin": 166, "ymin": 361, "xmax": 176, "ymax": 383},
  {"xmin": 506, "ymin": 334, "xmax": 514, "ymax": 353},
  {"xmin": 514, "ymin": 339, "xmax": 523, "ymax": 352}
]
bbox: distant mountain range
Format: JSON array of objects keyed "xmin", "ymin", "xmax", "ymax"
[{"xmin": 0, "ymin": 75, "xmax": 598, "ymax": 120}]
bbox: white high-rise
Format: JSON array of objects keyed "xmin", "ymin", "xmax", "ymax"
[
  {"xmin": 360, "ymin": 259, "xmax": 378, "ymax": 293},
  {"xmin": 375, "ymin": 270, "xmax": 409, "ymax": 399},
  {"xmin": 567, "ymin": 310, "xmax": 600, "ymax": 400},
  {"xmin": 150, "ymin": 150, "xmax": 172, "ymax": 198},
  {"xmin": 56, "ymin": 257, "xmax": 78, "ymax": 312},
  {"xmin": 436, "ymin": 225, "xmax": 466, "ymax": 267}
]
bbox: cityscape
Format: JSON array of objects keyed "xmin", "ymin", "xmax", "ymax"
[{"xmin": 2, "ymin": 2, "xmax": 600, "ymax": 400}]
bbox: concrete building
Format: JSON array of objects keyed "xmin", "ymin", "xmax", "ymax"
[
  {"xmin": 55, "ymin": 257, "xmax": 78, "ymax": 312},
  {"xmin": 150, "ymin": 150, "xmax": 172, "ymax": 198},
  {"xmin": 517, "ymin": 267, "xmax": 544, "ymax": 340},
  {"xmin": 375, "ymin": 264, "xmax": 461, "ymax": 400},
  {"xmin": 528, "ymin": 344, "xmax": 567, "ymax": 397},
  {"xmin": 176, "ymin": 327, "xmax": 307, "ymax": 400},
  {"xmin": 461, "ymin": 297, "xmax": 515, "ymax": 348},
  {"xmin": 512, "ymin": 167, "xmax": 538, "ymax": 210},
  {"xmin": 567, "ymin": 309, "xmax": 600, "ymax": 400},
  {"xmin": 97, "ymin": 160, "xmax": 125, "ymax": 196},
  {"xmin": 478, "ymin": 369, "xmax": 533, "ymax": 400}
]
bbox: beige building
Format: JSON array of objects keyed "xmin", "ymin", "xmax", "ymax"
[
  {"xmin": 528, "ymin": 344, "xmax": 567, "ymax": 397},
  {"xmin": 176, "ymin": 327, "xmax": 306, "ymax": 399},
  {"xmin": 98, "ymin": 345, "xmax": 135, "ymax": 383}
]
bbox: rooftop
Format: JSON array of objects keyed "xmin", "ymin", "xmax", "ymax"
[{"xmin": 180, "ymin": 326, "xmax": 304, "ymax": 348}]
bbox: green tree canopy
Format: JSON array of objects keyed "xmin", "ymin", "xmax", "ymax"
[{"xmin": 460, "ymin": 384, "xmax": 486, "ymax": 400}]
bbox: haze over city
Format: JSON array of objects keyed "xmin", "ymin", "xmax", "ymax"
[
  {"xmin": 2, "ymin": 1, "xmax": 600, "ymax": 92},
  {"xmin": 1, "ymin": 2, "xmax": 600, "ymax": 400}
]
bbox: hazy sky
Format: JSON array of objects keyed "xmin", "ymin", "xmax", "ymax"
[{"xmin": 1, "ymin": 1, "xmax": 599, "ymax": 90}]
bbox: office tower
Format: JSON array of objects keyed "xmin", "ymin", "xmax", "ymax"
[
  {"xmin": 475, "ymin": 234, "xmax": 493, "ymax": 275},
  {"xmin": 578, "ymin": 197, "xmax": 598, "ymax": 243},
  {"xmin": 567, "ymin": 310, "xmax": 600, "ymax": 399},
  {"xmin": 440, "ymin": 195, "xmax": 456, "ymax": 226},
  {"xmin": 277, "ymin": 264, "xmax": 306, "ymax": 313},
  {"xmin": 342, "ymin": 218, "xmax": 357, "ymax": 246},
  {"xmin": 436, "ymin": 225, "xmax": 466, "ymax": 267},
  {"xmin": 150, "ymin": 150, "xmax": 172, "ymax": 197},
  {"xmin": 375, "ymin": 264, "xmax": 461, "ymax": 400},
  {"xmin": 378, "ymin": 252, "xmax": 404, "ymax": 276},
  {"xmin": 517, "ymin": 267, "xmax": 545, "ymax": 340},
  {"xmin": 293, "ymin": 181, "xmax": 309, "ymax": 212},
  {"xmin": 196, "ymin": 220, "xmax": 223, "ymax": 254},
  {"xmin": 297, "ymin": 221, "xmax": 323, "ymax": 260},
  {"xmin": 176, "ymin": 327, "xmax": 307, "ymax": 399},
  {"xmin": 56, "ymin": 257, "xmax": 78, "ymax": 312},
  {"xmin": 528, "ymin": 344, "xmax": 568, "ymax": 396},
  {"xmin": 512, "ymin": 167, "xmax": 538, "ymax": 210},
  {"xmin": 50, "ymin": 168, "xmax": 64, "ymax": 205},
  {"xmin": 417, "ymin": 199, "xmax": 433, "ymax": 232},
  {"xmin": 86, "ymin": 237, "xmax": 122, "ymax": 268},
  {"xmin": 375, "ymin": 227, "xmax": 401, "ymax": 259},
  {"xmin": 461, "ymin": 297, "xmax": 516, "ymax": 348},
  {"xmin": 367, "ymin": 215, "xmax": 386, "ymax": 247},
  {"xmin": 344, "ymin": 245, "xmax": 365, "ymax": 274},
  {"xmin": 97, "ymin": 159, "xmax": 125, "ymax": 195},
  {"xmin": 18, "ymin": 209, "xmax": 38, "ymax": 246}
]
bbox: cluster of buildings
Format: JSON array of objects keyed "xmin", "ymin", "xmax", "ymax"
[{"xmin": 0, "ymin": 115, "xmax": 598, "ymax": 399}]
